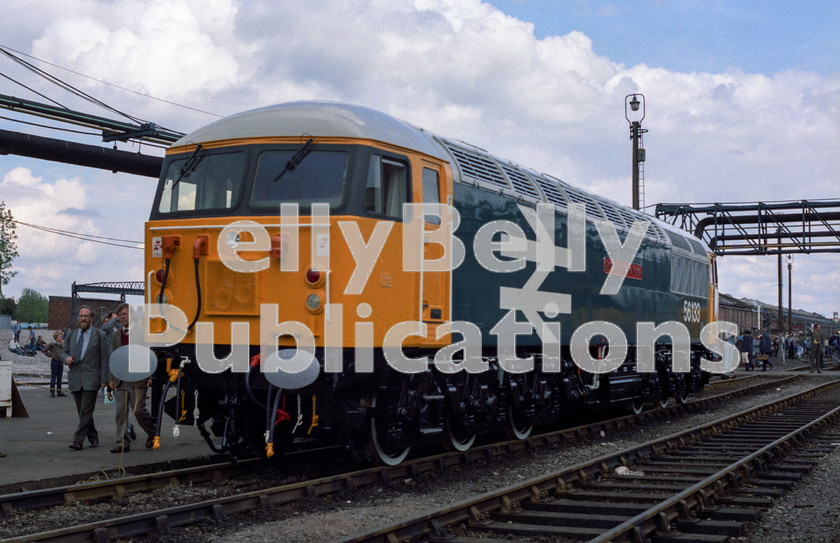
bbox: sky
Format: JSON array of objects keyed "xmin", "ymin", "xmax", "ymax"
[{"xmin": 0, "ymin": 0, "xmax": 838, "ymax": 321}]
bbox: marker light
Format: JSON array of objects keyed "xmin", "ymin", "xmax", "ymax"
[
  {"xmin": 155, "ymin": 268, "xmax": 167, "ymax": 284},
  {"xmin": 305, "ymin": 268, "xmax": 323, "ymax": 287}
]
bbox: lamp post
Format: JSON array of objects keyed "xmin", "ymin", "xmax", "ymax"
[
  {"xmin": 625, "ymin": 93, "xmax": 647, "ymax": 210},
  {"xmin": 787, "ymin": 256, "xmax": 793, "ymax": 334}
]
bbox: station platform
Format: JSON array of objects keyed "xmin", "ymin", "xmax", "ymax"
[{"xmin": 0, "ymin": 385, "xmax": 217, "ymax": 492}]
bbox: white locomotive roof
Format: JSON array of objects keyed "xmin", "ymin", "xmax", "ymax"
[
  {"xmin": 173, "ymin": 101, "xmax": 708, "ymax": 253},
  {"xmin": 171, "ymin": 101, "xmax": 448, "ymax": 160}
]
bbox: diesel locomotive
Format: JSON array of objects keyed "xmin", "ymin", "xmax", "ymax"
[{"xmin": 144, "ymin": 101, "xmax": 720, "ymax": 464}]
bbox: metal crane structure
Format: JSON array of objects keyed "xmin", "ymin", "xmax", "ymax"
[
  {"xmin": 656, "ymin": 200, "xmax": 840, "ymax": 333},
  {"xmin": 69, "ymin": 281, "xmax": 145, "ymax": 327},
  {"xmin": 0, "ymin": 93, "xmax": 171, "ymax": 177},
  {"xmin": 655, "ymin": 200, "xmax": 840, "ymax": 256}
]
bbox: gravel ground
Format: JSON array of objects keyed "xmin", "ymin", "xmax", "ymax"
[{"xmin": 3, "ymin": 329, "xmax": 838, "ymax": 542}]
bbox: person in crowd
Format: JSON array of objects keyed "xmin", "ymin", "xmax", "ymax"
[
  {"xmin": 100, "ymin": 309, "xmax": 120, "ymax": 347},
  {"xmin": 778, "ymin": 334, "xmax": 787, "ymax": 366},
  {"xmin": 808, "ymin": 324, "xmax": 823, "ymax": 373},
  {"xmin": 11, "ymin": 321, "xmax": 20, "ymax": 342},
  {"xmin": 759, "ymin": 329, "xmax": 773, "ymax": 371},
  {"xmin": 8, "ymin": 338, "xmax": 26, "ymax": 356},
  {"xmin": 831, "ymin": 332, "xmax": 840, "ymax": 368},
  {"xmin": 62, "ymin": 305, "xmax": 111, "ymax": 450},
  {"xmin": 737, "ymin": 329, "xmax": 754, "ymax": 371},
  {"xmin": 107, "ymin": 303, "xmax": 156, "ymax": 453},
  {"xmin": 35, "ymin": 335, "xmax": 47, "ymax": 351},
  {"xmin": 42, "ymin": 331, "xmax": 66, "ymax": 397},
  {"xmin": 23, "ymin": 331, "xmax": 37, "ymax": 356},
  {"xmin": 101, "ymin": 307, "xmax": 135, "ymax": 444}
]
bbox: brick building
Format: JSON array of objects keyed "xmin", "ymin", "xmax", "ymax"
[{"xmin": 47, "ymin": 296, "xmax": 122, "ymax": 331}]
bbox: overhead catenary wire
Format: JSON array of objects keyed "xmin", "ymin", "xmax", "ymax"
[
  {"xmin": 0, "ymin": 71, "xmax": 66, "ymax": 108},
  {"xmin": 0, "ymin": 45, "xmax": 186, "ymax": 147},
  {"xmin": 0, "ymin": 43, "xmax": 222, "ymax": 120},
  {"xmin": 14, "ymin": 220, "xmax": 144, "ymax": 250},
  {"xmin": 0, "ymin": 47, "xmax": 147, "ymax": 126}
]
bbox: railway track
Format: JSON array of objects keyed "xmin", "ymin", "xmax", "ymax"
[
  {"xmin": 339, "ymin": 378, "xmax": 840, "ymax": 543},
  {"xmin": 0, "ymin": 374, "xmax": 777, "ymax": 519},
  {"xmin": 0, "ymin": 374, "xmax": 795, "ymax": 542}
]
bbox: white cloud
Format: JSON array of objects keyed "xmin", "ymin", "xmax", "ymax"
[
  {"xmin": 30, "ymin": 0, "xmax": 241, "ymax": 101},
  {"xmin": 1, "ymin": 167, "xmax": 103, "ymax": 288}
]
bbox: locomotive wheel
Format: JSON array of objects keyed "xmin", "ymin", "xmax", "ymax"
[
  {"xmin": 629, "ymin": 399, "xmax": 646, "ymax": 415},
  {"xmin": 675, "ymin": 376, "xmax": 691, "ymax": 404},
  {"xmin": 504, "ymin": 405, "xmax": 533, "ymax": 441},
  {"xmin": 443, "ymin": 417, "xmax": 477, "ymax": 452},
  {"xmin": 367, "ymin": 394, "xmax": 411, "ymax": 466}
]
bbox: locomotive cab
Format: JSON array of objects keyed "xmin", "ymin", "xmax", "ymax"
[{"xmin": 145, "ymin": 105, "xmax": 456, "ymax": 460}]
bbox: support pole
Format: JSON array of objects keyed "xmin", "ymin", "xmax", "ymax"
[
  {"xmin": 631, "ymin": 121, "xmax": 640, "ymax": 210},
  {"xmin": 787, "ymin": 261, "xmax": 793, "ymax": 333},
  {"xmin": 778, "ymin": 230, "xmax": 783, "ymax": 332}
]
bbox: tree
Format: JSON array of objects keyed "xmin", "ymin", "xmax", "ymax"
[
  {"xmin": 0, "ymin": 202, "xmax": 19, "ymax": 298},
  {"xmin": 15, "ymin": 288, "xmax": 48, "ymax": 323},
  {"xmin": 0, "ymin": 297, "xmax": 14, "ymax": 316}
]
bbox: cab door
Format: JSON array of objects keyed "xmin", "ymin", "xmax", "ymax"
[{"xmin": 417, "ymin": 161, "xmax": 452, "ymax": 345}]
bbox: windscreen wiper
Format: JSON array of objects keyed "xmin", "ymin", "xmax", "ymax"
[
  {"xmin": 274, "ymin": 138, "xmax": 314, "ymax": 182},
  {"xmin": 170, "ymin": 144, "xmax": 204, "ymax": 190}
]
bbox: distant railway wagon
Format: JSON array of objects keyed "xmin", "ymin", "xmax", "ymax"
[{"xmin": 144, "ymin": 102, "xmax": 718, "ymax": 464}]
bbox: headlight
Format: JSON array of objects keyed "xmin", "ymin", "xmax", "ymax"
[{"xmin": 306, "ymin": 293, "xmax": 323, "ymax": 313}]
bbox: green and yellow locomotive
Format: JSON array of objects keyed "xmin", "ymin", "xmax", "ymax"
[{"xmin": 145, "ymin": 102, "xmax": 719, "ymax": 463}]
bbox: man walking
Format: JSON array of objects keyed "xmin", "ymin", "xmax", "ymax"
[
  {"xmin": 738, "ymin": 329, "xmax": 754, "ymax": 371},
  {"xmin": 108, "ymin": 303, "xmax": 157, "ymax": 453},
  {"xmin": 62, "ymin": 305, "xmax": 111, "ymax": 450},
  {"xmin": 759, "ymin": 330, "xmax": 773, "ymax": 371},
  {"xmin": 808, "ymin": 324, "xmax": 823, "ymax": 374}
]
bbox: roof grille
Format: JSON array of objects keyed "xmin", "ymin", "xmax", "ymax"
[
  {"xmin": 446, "ymin": 144, "xmax": 509, "ymax": 189},
  {"xmin": 599, "ymin": 201, "xmax": 628, "ymax": 230},
  {"xmin": 500, "ymin": 164, "xmax": 540, "ymax": 200},
  {"xmin": 531, "ymin": 175, "xmax": 568, "ymax": 209},
  {"xmin": 647, "ymin": 223, "xmax": 669, "ymax": 244},
  {"xmin": 562, "ymin": 184, "xmax": 606, "ymax": 220}
]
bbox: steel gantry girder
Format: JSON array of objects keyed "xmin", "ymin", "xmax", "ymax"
[{"xmin": 655, "ymin": 200, "xmax": 840, "ymax": 255}]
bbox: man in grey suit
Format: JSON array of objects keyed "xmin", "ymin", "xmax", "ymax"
[{"xmin": 62, "ymin": 305, "xmax": 111, "ymax": 450}]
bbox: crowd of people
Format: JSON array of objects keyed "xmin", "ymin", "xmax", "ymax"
[
  {"xmin": 732, "ymin": 324, "xmax": 840, "ymax": 373},
  {"xmin": 3, "ymin": 303, "xmax": 156, "ymax": 457},
  {"xmin": 7, "ymin": 328, "xmax": 47, "ymax": 357}
]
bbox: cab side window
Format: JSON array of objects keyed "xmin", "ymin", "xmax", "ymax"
[
  {"xmin": 422, "ymin": 167, "xmax": 441, "ymax": 225},
  {"xmin": 365, "ymin": 155, "xmax": 409, "ymax": 220}
]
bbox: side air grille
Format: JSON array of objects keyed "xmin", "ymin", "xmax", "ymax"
[
  {"xmin": 531, "ymin": 174, "xmax": 568, "ymax": 209},
  {"xmin": 500, "ymin": 164, "xmax": 540, "ymax": 200},
  {"xmin": 446, "ymin": 145, "xmax": 510, "ymax": 189},
  {"xmin": 562, "ymin": 183, "xmax": 606, "ymax": 221}
]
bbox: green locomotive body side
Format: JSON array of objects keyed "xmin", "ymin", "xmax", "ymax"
[{"xmin": 451, "ymin": 182, "xmax": 710, "ymax": 347}]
